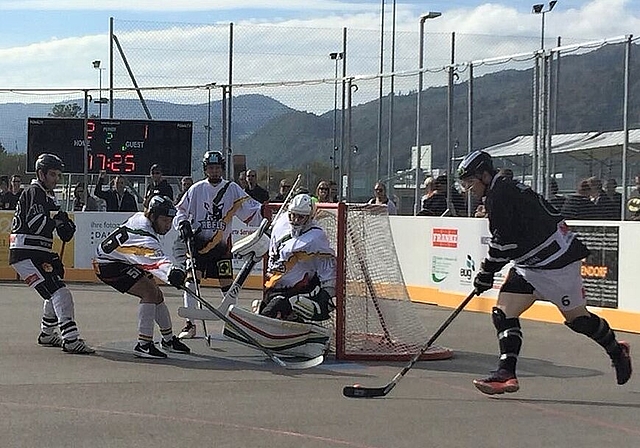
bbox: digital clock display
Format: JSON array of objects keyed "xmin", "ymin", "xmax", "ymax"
[{"xmin": 27, "ymin": 118, "xmax": 193, "ymax": 176}]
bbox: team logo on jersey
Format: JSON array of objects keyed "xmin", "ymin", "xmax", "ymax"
[
  {"xmin": 200, "ymin": 202, "xmax": 226, "ymax": 232},
  {"xmin": 41, "ymin": 262, "xmax": 53, "ymax": 273}
]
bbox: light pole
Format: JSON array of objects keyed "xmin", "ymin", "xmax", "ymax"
[
  {"xmin": 414, "ymin": 11, "xmax": 441, "ymax": 215},
  {"xmin": 92, "ymin": 60, "xmax": 106, "ymax": 118},
  {"xmin": 532, "ymin": 1, "xmax": 557, "ymax": 50},
  {"xmin": 329, "ymin": 51, "xmax": 344, "ymax": 183}
]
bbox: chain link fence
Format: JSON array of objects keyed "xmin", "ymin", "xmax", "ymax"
[{"xmin": 0, "ymin": 19, "xmax": 638, "ymax": 218}]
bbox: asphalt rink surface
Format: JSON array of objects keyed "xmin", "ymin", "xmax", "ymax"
[{"xmin": 0, "ymin": 282, "xmax": 638, "ymax": 448}]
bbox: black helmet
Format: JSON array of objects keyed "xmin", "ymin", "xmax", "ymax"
[
  {"xmin": 35, "ymin": 153, "xmax": 64, "ymax": 173},
  {"xmin": 457, "ymin": 151, "xmax": 494, "ymax": 180},
  {"xmin": 146, "ymin": 195, "xmax": 177, "ymax": 218},
  {"xmin": 202, "ymin": 151, "xmax": 225, "ymax": 171}
]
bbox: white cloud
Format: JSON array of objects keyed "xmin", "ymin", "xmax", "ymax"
[{"xmin": 0, "ymin": 0, "xmax": 637, "ymax": 113}]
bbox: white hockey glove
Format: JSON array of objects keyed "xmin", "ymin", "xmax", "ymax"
[{"xmin": 231, "ymin": 218, "xmax": 270, "ymax": 262}]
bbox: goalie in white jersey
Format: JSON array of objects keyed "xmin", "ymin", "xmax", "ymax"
[
  {"xmin": 94, "ymin": 196, "xmax": 191, "ymax": 359},
  {"xmin": 173, "ymin": 150, "xmax": 264, "ymax": 339},
  {"xmin": 226, "ymin": 193, "xmax": 336, "ymax": 359},
  {"xmin": 258, "ymin": 193, "xmax": 337, "ymax": 322}
]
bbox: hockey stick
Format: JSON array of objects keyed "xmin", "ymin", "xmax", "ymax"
[
  {"xmin": 179, "ymin": 285, "xmax": 323, "ymax": 369},
  {"xmin": 343, "ymin": 289, "xmax": 477, "ymax": 398},
  {"xmin": 184, "ymin": 237, "xmax": 210, "ymax": 346}
]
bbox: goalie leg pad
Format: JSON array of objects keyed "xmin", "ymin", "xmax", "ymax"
[{"xmin": 224, "ymin": 305, "xmax": 331, "ymax": 359}]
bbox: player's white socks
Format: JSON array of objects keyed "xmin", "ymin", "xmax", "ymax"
[
  {"xmin": 154, "ymin": 302, "xmax": 173, "ymax": 340},
  {"xmin": 138, "ymin": 302, "xmax": 155, "ymax": 342}
]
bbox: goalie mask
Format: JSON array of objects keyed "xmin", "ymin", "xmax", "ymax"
[{"xmin": 288, "ymin": 194, "xmax": 315, "ymax": 237}]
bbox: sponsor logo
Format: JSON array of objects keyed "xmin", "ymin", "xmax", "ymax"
[
  {"xmin": 24, "ymin": 273, "xmax": 40, "ymax": 286},
  {"xmin": 41, "ymin": 263, "xmax": 53, "ymax": 273},
  {"xmin": 432, "ymin": 228, "xmax": 458, "ymax": 248},
  {"xmin": 459, "ymin": 255, "xmax": 476, "ymax": 282},
  {"xmin": 431, "ymin": 255, "xmax": 456, "ymax": 283},
  {"xmin": 581, "ymin": 264, "xmax": 608, "ymax": 278}
]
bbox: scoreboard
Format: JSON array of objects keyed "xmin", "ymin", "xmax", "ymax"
[{"xmin": 27, "ymin": 118, "xmax": 193, "ymax": 176}]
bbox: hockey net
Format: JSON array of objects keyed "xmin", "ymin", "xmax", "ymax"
[{"xmin": 312, "ymin": 202, "xmax": 452, "ymax": 361}]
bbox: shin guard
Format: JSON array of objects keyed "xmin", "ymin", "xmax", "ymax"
[
  {"xmin": 566, "ymin": 312, "xmax": 621, "ymax": 359},
  {"xmin": 492, "ymin": 307, "xmax": 522, "ymax": 373}
]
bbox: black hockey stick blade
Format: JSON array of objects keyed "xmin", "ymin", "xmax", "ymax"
[
  {"xmin": 343, "ymin": 384, "xmax": 390, "ymax": 398},
  {"xmin": 342, "ymin": 289, "xmax": 477, "ymax": 399}
]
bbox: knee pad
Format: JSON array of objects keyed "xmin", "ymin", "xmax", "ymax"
[
  {"xmin": 566, "ymin": 312, "xmax": 601, "ymax": 336},
  {"xmin": 491, "ymin": 307, "xmax": 521, "ymax": 332}
]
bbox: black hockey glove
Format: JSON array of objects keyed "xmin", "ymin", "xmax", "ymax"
[
  {"xmin": 177, "ymin": 220, "xmax": 194, "ymax": 241},
  {"xmin": 51, "ymin": 254, "xmax": 65, "ymax": 279},
  {"xmin": 54, "ymin": 212, "xmax": 76, "ymax": 243},
  {"xmin": 473, "ymin": 268, "xmax": 494, "ymax": 295},
  {"xmin": 168, "ymin": 267, "xmax": 186, "ymax": 289}
]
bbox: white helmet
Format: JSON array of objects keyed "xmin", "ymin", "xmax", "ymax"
[{"xmin": 288, "ymin": 194, "xmax": 315, "ymax": 236}]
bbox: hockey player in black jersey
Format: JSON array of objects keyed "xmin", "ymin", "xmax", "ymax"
[
  {"xmin": 9, "ymin": 154, "xmax": 94, "ymax": 354},
  {"xmin": 458, "ymin": 151, "xmax": 631, "ymax": 395}
]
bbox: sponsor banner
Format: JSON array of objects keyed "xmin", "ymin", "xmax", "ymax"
[{"xmin": 571, "ymin": 225, "xmax": 619, "ymax": 309}]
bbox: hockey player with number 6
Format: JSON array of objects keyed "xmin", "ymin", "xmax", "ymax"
[
  {"xmin": 458, "ymin": 150, "xmax": 632, "ymax": 395},
  {"xmin": 94, "ymin": 195, "xmax": 191, "ymax": 358},
  {"xmin": 10, "ymin": 153, "xmax": 94, "ymax": 354}
]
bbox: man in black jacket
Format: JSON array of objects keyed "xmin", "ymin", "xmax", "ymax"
[
  {"xmin": 457, "ymin": 151, "xmax": 631, "ymax": 395},
  {"xmin": 94, "ymin": 171, "xmax": 138, "ymax": 212},
  {"xmin": 144, "ymin": 164, "xmax": 174, "ymax": 208}
]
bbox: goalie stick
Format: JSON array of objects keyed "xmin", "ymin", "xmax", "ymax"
[
  {"xmin": 179, "ymin": 284, "xmax": 323, "ymax": 369},
  {"xmin": 343, "ymin": 289, "xmax": 477, "ymax": 398}
]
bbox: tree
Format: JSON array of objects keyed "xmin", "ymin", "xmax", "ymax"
[{"xmin": 49, "ymin": 103, "xmax": 82, "ymax": 118}]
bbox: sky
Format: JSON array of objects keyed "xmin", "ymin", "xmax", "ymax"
[{"xmin": 0, "ymin": 0, "xmax": 639, "ymax": 112}]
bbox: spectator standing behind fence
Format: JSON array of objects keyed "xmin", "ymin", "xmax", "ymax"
[
  {"xmin": 175, "ymin": 176, "xmax": 193, "ymax": 204},
  {"xmin": 95, "ymin": 171, "xmax": 138, "ymax": 212},
  {"xmin": 547, "ymin": 178, "xmax": 566, "ymax": 212},
  {"xmin": 329, "ymin": 181, "xmax": 339, "ymax": 202},
  {"xmin": 72, "ymin": 182, "xmax": 99, "ymax": 211},
  {"xmin": 605, "ymin": 178, "xmax": 622, "ymax": 219},
  {"xmin": 588, "ymin": 176, "xmax": 617, "ymax": 220},
  {"xmin": 367, "ymin": 182, "xmax": 397, "ymax": 215},
  {"xmin": 143, "ymin": 164, "xmax": 173, "ymax": 208},
  {"xmin": 244, "ymin": 169, "xmax": 270, "ymax": 203},
  {"xmin": 315, "ymin": 180, "xmax": 332, "ymax": 203},
  {"xmin": 1, "ymin": 174, "xmax": 23, "ymax": 210},
  {"xmin": 419, "ymin": 175, "xmax": 448, "ymax": 216},
  {"xmin": 561, "ymin": 179, "xmax": 597, "ymax": 220},
  {"xmin": 273, "ymin": 178, "xmax": 292, "ymax": 202}
]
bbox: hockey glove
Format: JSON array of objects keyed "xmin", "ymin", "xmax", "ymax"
[
  {"xmin": 231, "ymin": 219, "xmax": 270, "ymax": 262},
  {"xmin": 473, "ymin": 269, "xmax": 494, "ymax": 295},
  {"xmin": 178, "ymin": 220, "xmax": 194, "ymax": 241},
  {"xmin": 289, "ymin": 287, "xmax": 334, "ymax": 321},
  {"xmin": 51, "ymin": 254, "xmax": 65, "ymax": 279},
  {"xmin": 55, "ymin": 216, "xmax": 76, "ymax": 243},
  {"xmin": 168, "ymin": 267, "xmax": 187, "ymax": 289}
]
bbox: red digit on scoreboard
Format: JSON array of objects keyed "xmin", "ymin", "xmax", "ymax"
[{"xmin": 124, "ymin": 154, "xmax": 135, "ymax": 172}]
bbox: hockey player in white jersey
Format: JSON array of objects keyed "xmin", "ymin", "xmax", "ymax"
[
  {"xmin": 94, "ymin": 195, "xmax": 191, "ymax": 359},
  {"xmin": 227, "ymin": 193, "xmax": 336, "ymax": 359},
  {"xmin": 173, "ymin": 150, "xmax": 263, "ymax": 339}
]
